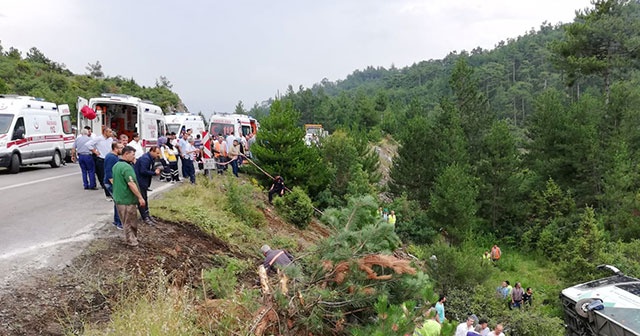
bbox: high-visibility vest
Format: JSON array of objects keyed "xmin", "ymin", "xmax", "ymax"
[
  {"xmin": 214, "ymin": 141, "xmax": 227, "ymax": 158},
  {"xmin": 162, "ymin": 147, "xmax": 177, "ymax": 162},
  {"xmin": 388, "ymin": 214, "xmax": 396, "ymax": 225},
  {"xmin": 491, "ymin": 246, "xmax": 501, "ymax": 260}
]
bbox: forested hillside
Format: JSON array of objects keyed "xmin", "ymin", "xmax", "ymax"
[
  {"xmin": 0, "ymin": 43, "xmax": 183, "ymax": 115},
  {"xmin": 244, "ymin": 1, "xmax": 640, "ymax": 333},
  {"xmin": 259, "ymin": 0, "xmax": 640, "ymax": 256}
]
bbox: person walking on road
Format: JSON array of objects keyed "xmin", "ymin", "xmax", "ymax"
[
  {"xmin": 112, "ymin": 146, "xmax": 146, "ymax": 247},
  {"xmin": 104, "ymin": 142, "xmax": 124, "ymax": 229},
  {"xmin": 134, "ymin": 146, "xmax": 161, "ymax": 225},
  {"xmin": 71, "ymin": 128, "xmax": 99, "ymax": 190}
]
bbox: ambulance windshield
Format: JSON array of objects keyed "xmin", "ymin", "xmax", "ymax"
[
  {"xmin": 166, "ymin": 123, "xmax": 181, "ymax": 135},
  {"xmin": 0, "ymin": 114, "xmax": 13, "ymax": 134}
]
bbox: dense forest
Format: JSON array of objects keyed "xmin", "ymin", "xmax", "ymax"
[
  {"xmin": 0, "ymin": 44, "xmax": 183, "ymax": 114},
  {"xmin": 244, "ymin": 0, "xmax": 640, "ymax": 334}
]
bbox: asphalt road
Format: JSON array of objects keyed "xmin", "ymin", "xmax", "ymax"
[{"xmin": 0, "ymin": 162, "xmax": 172, "ymax": 289}]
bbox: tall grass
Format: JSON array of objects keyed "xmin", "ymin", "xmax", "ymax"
[
  {"xmin": 151, "ymin": 175, "xmax": 267, "ymax": 255},
  {"xmin": 82, "ymin": 271, "xmax": 201, "ymax": 336}
]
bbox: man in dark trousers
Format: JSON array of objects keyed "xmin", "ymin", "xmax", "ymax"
[
  {"xmin": 268, "ymin": 176, "xmax": 285, "ymax": 204},
  {"xmin": 261, "ymin": 244, "xmax": 293, "ymax": 275},
  {"xmin": 134, "ymin": 146, "xmax": 161, "ymax": 225}
]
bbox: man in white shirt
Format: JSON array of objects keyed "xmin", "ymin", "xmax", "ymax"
[
  {"xmin": 84, "ymin": 126, "xmax": 99, "ymax": 140},
  {"xmin": 94, "ymin": 127, "xmax": 114, "ymax": 200},
  {"xmin": 225, "ymin": 131, "xmax": 235, "ymax": 153},
  {"xmin": 489, "ymin": 324, "xmax": 505, "ymax": 336},
  {"xmin": 478, "ymin": 318, "xmax": 490, "ymax": 336},
  {"xmin": 455, "ymin": 315, "xmax": 476, "ymax": 336},
  {"xmin": 128, "ymin": 133, "xmax": 144, "ymax": 159},
  {"xmin": 178, "ymin": 130, "xmax": 191, "ymax": 178}
]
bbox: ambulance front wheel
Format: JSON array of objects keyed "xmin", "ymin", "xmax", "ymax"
[{"xmin": 9, "ymin": 153, "xmax": 20, "ymax": 174}]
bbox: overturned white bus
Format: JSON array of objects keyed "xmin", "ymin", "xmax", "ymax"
[{"xmin": 561, "ymin": 265, "xmax": 640, "ymax": 336}]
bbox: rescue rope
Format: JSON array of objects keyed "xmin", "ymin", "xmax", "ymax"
[{"xmin": 240, "ymin": 155, "xmax": 324, "ymax": 216}]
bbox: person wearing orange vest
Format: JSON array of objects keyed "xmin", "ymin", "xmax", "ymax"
[
  {"xmin": 490, "ymin": 245, "xmax": 501, "ymax": 262},
  {"xmin": 213, "ymin": 135, "xmax": 227, "ymax": 175}
]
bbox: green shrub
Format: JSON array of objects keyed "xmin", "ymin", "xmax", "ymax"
[
  {"xmin": 274, "ymin": 186, "xmax": 315, "ymax": 229},
  {"xmin": 225, "ymin": 176, "xmax": 266, "ymax": 227},
  {"xmin": 421, "ymin": 243, "xmax": 494, "ymax": 294},
  {"xmin": 203, "ymin": 257, "xmax": 248, "ymax": 299},
  {"xmin": 388, "ymin": 195, "xmax": 438, "ymax": 244}
]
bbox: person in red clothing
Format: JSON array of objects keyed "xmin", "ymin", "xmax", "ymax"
[{"xmin": 490, "ymin": 244, "xmax": 501, "ymax": 262}]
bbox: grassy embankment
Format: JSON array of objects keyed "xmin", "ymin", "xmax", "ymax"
[{"xmin": 81, "ymin": 173, "xmax": 325, "ymax": 335}]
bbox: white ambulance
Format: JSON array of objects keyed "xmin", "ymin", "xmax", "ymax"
[
  {"xmin": 0, "ymin": 95, "xmax": 70, "ymax": 173},
  {"xmin": 58, "ymin": 104, "xmax": 75, "ymax": 162},
  {"xmin": 208, "ymin": 113, "xmax": 259, "ymax": 138},
  {"xmin": 165, "ymin": 113, "xmax": 205, "ymax": 136},
  {"xmin": 77, "ymin": 93, "xmax": 166, "ymax": 150}
]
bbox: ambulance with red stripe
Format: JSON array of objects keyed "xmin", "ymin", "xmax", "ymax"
[
  {"xmin": 0, "ymin": 95, "xmax": 71, "ymax": 173},
  {"xmin": 165, "ymin": 113, "xmax": 205, "ymax": 136},
  {"xmin": 208, "ymin": 113, "xmax": 258, "ymax": 138},
  {"xmin": 58, "ymin": 104, "xmax": 75, "ymax": 162},
  {"xmin": 77, "ymin": 93, "xmax": 166, "ymax": 150}
]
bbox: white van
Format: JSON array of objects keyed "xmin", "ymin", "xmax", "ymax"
[
  {"xmin": 0, "ymin": 95, "xmax": 69, "ymax": 173},
  {"xmin": 208, "ymin": 113, "xmax": 259, "ymax": 138},
  {"xmin": 58, "ymin": 104, "xmax": 75, "ymax": 162},
  {"xmin": 77, "ymin": 94, "xmax": 166, "ymax": 150},
  {"xmin": 165, "ymin": 113, "xmax": 205, "ymax": 136}
]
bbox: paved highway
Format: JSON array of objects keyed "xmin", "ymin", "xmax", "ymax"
[{"xmin": 0, "ymin": 163, "xmax": 170, "ymax": 288}]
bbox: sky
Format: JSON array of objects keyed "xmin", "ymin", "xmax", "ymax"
[{"xmin": 0, "ymin": 0, "xmax": 593, "ymax": 118}]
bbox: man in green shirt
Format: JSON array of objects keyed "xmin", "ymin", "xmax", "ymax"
[{"xmin": 112, "ymin": 146, "xmax": 146, "ymax": 247}]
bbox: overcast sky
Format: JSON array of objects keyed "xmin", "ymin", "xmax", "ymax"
[{"xmin": 0, "ymin": 0, "xmax": 592, "ymax": 117}]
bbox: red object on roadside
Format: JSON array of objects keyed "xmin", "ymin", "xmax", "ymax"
[{"xmin": 81, "ymin": 105, "xmax": 96, "ymax": 120}]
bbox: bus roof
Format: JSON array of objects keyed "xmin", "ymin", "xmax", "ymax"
[{"xmin": 562, "ymin": 274, "xmax": 640, "ymax": 332}]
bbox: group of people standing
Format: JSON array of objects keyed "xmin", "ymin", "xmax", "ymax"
[
  {"xmin": 210, "ymin": 131, "xmax": 252, "ymax": 177},
  {"xmin": 411, "ymin": 295, "xmax": 506, "ymax": 336},
  {"xmin": 497, "ymin": 280, "xmax": 534, "ymax": 310},
  {"xmin": 72, "ymin": 126, "xmax": 169, "ymax": 246},
  {"xmin": 376, "ymin": 207, "xmax": 397, "ymax": 225}
]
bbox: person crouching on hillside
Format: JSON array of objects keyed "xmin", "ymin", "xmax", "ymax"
[
  {"xmin": 261, "ymin": 244, "xmax": 293, "ymax": 275},
  {"xmin": 268, "ymin": 176, "xmax": 285, "ymax": 204}
]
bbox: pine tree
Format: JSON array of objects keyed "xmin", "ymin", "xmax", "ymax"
[
  {"xmin": 521, "ymin": 179, "xmax": 577, "ymax": 260},
  {"xmin": 563, "ymin": 207, "xmax": 605, "ymax": 282},
  {"xmin": 450, "ymin": 57, "xmax": 495, "ymax": 161},
  {"xmin": 551, "ymin": 0, "xmax": 640, "ymax": 104},
  {"xmin": 427, "ymin": 163, "xmax": 478, "ymax": 245},
  {"xmin": 389, "ymin": 100, "xmax": 468, "ymax": 208},
  {"xmin": 251, "ymin": 100, "xmax": 331, "ymax": 197},
  {"xmin": 476, "ymin": 120, "xmax": 523, "ymax": 235},
  {"xmin": 599, "ymin": 140, "xmax": 640, "ymax": 240}
]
